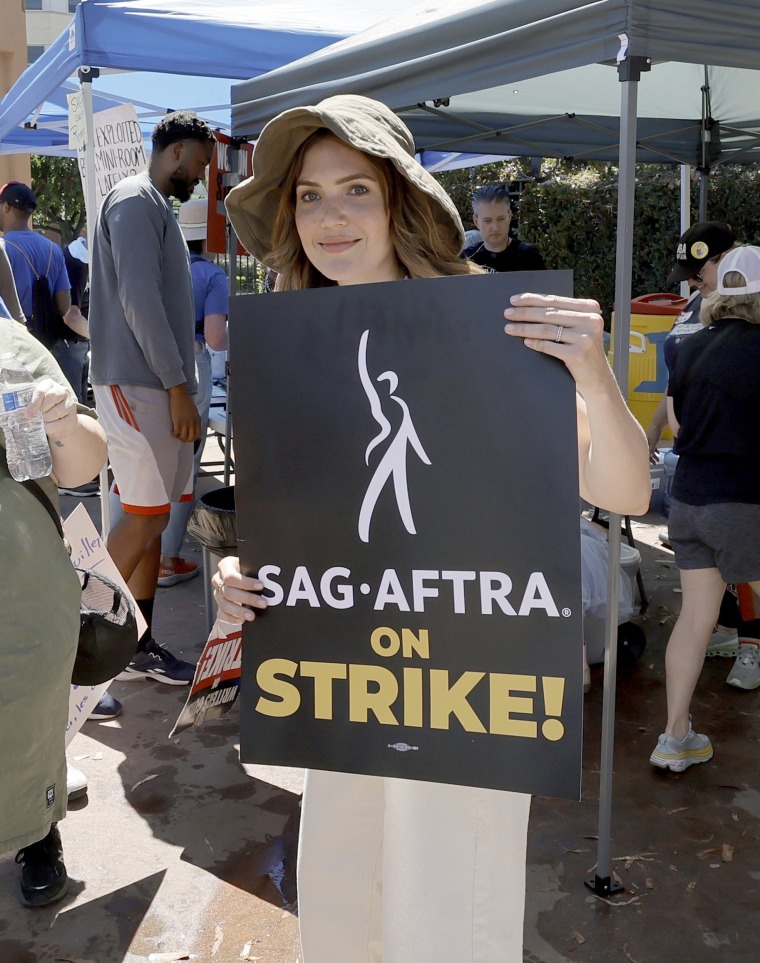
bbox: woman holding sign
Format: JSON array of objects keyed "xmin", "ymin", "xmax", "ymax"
[{"xmin": 216, "ymin": 96, "xmax": 650, "ymax": 962}]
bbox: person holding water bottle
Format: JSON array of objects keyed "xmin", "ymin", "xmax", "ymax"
[{"xmin": 0, "ymin": 314, "xmax": 106, "ymax": 907}]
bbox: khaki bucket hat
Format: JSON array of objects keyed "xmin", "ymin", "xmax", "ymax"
[{"xmin": 225, "ymin": 94, "xmax": 464, "ymax": 263}]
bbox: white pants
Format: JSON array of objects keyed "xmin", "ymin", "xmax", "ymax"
[{"xmin": 297, "ymin": 770, "xmax": 531, "ymax": 963}]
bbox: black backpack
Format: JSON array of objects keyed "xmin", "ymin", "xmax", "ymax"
[{"xmin": 5, "ymin": 238, "xmax": 67, "ymax": 349}]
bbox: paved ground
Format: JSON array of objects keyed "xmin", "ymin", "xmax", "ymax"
[{"xmin": 1, "ymin": 442, "xmax": 758, "ymax": 962}]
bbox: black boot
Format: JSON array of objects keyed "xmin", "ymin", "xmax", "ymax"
[{"xmin": 15, "ymin": 824, "xmax": 69, "ymax": 907}]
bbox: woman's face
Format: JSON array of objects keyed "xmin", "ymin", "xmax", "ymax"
[
  {"xmin": 294, "ymin": 136, "xmax": 400, "ymax": 286},
  {"xmin": 689, "ymin": 252, "xmax": 725, "ymax": 296}
]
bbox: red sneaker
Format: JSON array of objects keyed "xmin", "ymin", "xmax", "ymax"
[{"xmin": 157, "ymin": 557, "xmax": 199, "ymax": 587}]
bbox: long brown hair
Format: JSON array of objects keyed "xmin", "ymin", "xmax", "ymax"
[{"xmin": 268, "ymin": 130, "xmax": 480, "ymax": 291}]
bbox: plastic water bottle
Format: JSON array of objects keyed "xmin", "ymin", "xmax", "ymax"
[
  {"xmin": 661, "ymin": 449, "xmax": 679, "ymax": 518},
  {"xmin": 0, "ymin": 352, "xmax": 52, "ymax": 481}
]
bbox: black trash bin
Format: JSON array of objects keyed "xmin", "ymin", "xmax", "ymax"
[{"xmin": 188, "ymin": 486, "xmax": 237, "ymax": 632}]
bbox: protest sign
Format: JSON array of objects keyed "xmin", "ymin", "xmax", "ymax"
[
  {"xmin": 171, "ymin": 619, "xmax": 243, "ymax": 737},
  {"xmin": 63, "ymin": 503, "xmax": 146, "ymax": 745},
  {"xmin": 77, "ymin": 103, "xmax": 147, "ymax": 210},
  {"xmin": 231, "ymin": 271, "xmax": 583, "ymax": 798},
  {"xmin": 67, "ymin": 91, "xmax": 86, "ymax": 150}
]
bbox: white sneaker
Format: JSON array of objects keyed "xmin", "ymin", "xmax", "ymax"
[
  {"xmin": 66, "ymin": 763, "xmax": 87, "ymax": 801},
  {"xmin": 649, "ymin": 725, "xmax": 713, "ymax": 772},
  {"xmin": 706, "ymin": 627, "xmax": 740, "ymax": 658},
  {"xmin": 726, "ymin": 642, "xmax": 760, "ymax": 690}
]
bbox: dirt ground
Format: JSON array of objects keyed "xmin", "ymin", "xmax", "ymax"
[{"xmin": 1, "ymin": 445, "xmax": 757, "ymax": 962}]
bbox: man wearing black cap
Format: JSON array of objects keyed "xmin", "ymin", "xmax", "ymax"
[{"xmin": 0, "ymin": 182, "xmax": 71, "ymax": 326}]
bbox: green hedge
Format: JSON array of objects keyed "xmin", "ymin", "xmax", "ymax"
[{"xmin": 436, "ymin": 162, "xmax": 760, "ymax": 323}]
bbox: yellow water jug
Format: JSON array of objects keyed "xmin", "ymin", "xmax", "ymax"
[{"xmin": 610, "ymin": 293, "xmax": 687, "ymax": 439}]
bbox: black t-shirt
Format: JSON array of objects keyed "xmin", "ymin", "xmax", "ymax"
[
  {"xmin": 63, "ymin": 246, "xmax": 88, "ymax": 317},
  {"xmin": 662, "ymin": 291, "xmax": 702, "ymax": 372},
  {"xmin": 669, "ymin": 317, "xmax": 760, "ymax": 504},
  {"xmin": 462, "ymin": 239, "xmax": 545, "ymax": 272}
]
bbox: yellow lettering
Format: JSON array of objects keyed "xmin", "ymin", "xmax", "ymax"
[
  {"xmin": 401, "ymin": 627, "xmax": 430, "ymax": 659},
  {"xmin": 489, "ymin": 674, "xmax": 537, "ymax": 737},
  {"xmin": 429, "ymin": 669, "xmax": 486, "ymax": 732},
  {"xmin": 255, "ymin": 659, "xmax": 300, "ymax": 717},
  {"xmin": 300, "ymin": 661, "xmax": 347, "ymax": 719},
  {"xmin": 349, "ymin": 664, "xmax": 399, "ymax": 724},
  {"xmin": 403, "ymin": 667, "xmax": 424, "ymax": 727},
  {"xmin": 370, "ymin": 627, "xmax": 400, "ymax": 657}
]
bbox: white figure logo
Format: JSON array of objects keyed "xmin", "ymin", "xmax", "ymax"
[{"xmin": 357, "ymin": 329, "xmax": 431, "ymax": 543}]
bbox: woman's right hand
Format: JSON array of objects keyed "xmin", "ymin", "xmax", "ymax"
[
  {"xmin": 211, "ymin": 555, "xmax": 268, "ymax": 624},
  {"xmin": 645, "ymin": 424, "xmax": 661, "ymax": 464}
]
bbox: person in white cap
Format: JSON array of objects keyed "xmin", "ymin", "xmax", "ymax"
[
  {"xmin": 650, "ymin": 245, "xmax": 760, "ymax": 774},
  {"xmin": 208, "ymin": 94, "xmax": 650, "ymax": 963},
  {"xmin": 158, "ymin": 196, "xmax": 228, "ymax": 586}
]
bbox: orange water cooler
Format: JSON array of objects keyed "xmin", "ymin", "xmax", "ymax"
[{"xmin": 609, "ymin": 293, "xmax": 687, "ymax": 439}]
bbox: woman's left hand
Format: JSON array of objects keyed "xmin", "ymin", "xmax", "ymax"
[
  {"xmin": 504, "ymin": 293, "xmax": 609, "ymax": 390},
  {"xmin": 26, "ymin": 378, "xmax": 78, "ymax": 443}
]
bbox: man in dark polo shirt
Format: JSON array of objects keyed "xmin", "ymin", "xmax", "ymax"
[{"xmin": 461, "ymin": 183, "xmax": 545, "ymax": 272}]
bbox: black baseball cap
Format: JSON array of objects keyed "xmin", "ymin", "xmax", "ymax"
[
  {"xmin": 668, "ymin": 221, "xmax": 736, "ymax": 285},
  {"xmin": 0, "ymin": 181, "xmax": 37, "ymax": 214}
]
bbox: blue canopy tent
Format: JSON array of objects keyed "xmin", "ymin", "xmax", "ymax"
[
  {"xmin": 0, "ymin": 0, "xmax": 414, "ymax": 529},
  {"xmin": 0, "ymin": 0, "xmax": 413, "ymax": 157}
]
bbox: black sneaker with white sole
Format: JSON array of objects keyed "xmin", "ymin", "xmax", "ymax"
[
  {"xmin": 15, "ymin": 824, "xmax": 69, "ymax": 908},
  {"xmin": 115, "ymin": 637, "xmax": 195, "ymax": 685},
  {"xmin": 57, "ymin": 481, "xmax": 100, "ymax": 497}
]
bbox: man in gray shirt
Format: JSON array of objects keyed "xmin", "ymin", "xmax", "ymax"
[{"xmin": 89, "ymin": 110, "xmax": 214, "ymax": 684}]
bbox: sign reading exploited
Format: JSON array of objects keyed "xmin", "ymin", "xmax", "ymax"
[
  {"xmin": 231, "ymin": 271, "xmax": 583, "ymax": 797},
  {"xmin": 77, "ymin": 103, "xmax": 147, "ymax": 209}
]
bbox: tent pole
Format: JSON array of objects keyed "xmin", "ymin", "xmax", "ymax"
[
  {"xmin": 698, "ymin": 69, "xmax": 711, "ymax": 221},
  {"xmin": 585, "ymin": 52, "xmax": 649, "ymax": 900},
  {"xmin": 680, "ymin": 166, "xmax": 691, "ymax": 298},
  {"xmin": 79, "ymin": 66, "xmax": 111, "ymax": 537},
  {"xmin": 222, "ymin": 139, "xmax": 246, "ymax": 488},
  {"xmin": 698, "ymin": 171, "xmax": 709, "ymax": 221},
  {"xmin": 224, "ymin": 210, "xmax": 236, "ymax": 488}
]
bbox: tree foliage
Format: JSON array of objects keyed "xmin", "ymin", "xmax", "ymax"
[{"xmin": 29, "ymin": 156, "xmax": 86, "ymax": 244}]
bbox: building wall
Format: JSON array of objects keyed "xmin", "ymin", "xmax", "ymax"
[
  {"xmin": 0, "ymin": 0, "xmax": 32, "ymax": 186},
  {"xmin": 27, "ymin": 11, "xmax": 73, "ymax": 50}
]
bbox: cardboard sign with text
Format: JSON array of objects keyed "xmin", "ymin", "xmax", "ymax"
[
  {"xmin": 77, "ymin": 103, "xmax": 147, "ymax": 210},
  {"xmin": 231, "ymin": 271, "xmax": 583, "ymax": 797},
  {"xmin": 63, "ymin": 503, "xmax": 146, "ymax": 745}
]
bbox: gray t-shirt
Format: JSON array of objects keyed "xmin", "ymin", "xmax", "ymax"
[{"xmin": 89, "ymin": 172, "xmax": 196, "ymax": 392}]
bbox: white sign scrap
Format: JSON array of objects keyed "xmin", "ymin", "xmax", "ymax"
[{"xmin": 63, "ymin": 503, "xmax": 146, "ymax": 745}]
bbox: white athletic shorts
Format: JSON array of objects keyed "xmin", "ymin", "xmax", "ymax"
[{"xmin": 93, "ymin": 383, "xmax": 194, "ymax": 515}]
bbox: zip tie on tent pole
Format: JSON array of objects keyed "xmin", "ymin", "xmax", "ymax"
[{"xmin": 616, "ymin": 34, "xmax": 629, "ymax": 64}]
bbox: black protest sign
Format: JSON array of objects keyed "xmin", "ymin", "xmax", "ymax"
[{"xmin": 230, "ymin": 271, "xmax": 583, "ymax": 798}]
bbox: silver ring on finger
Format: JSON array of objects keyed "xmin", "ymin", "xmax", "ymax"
[
  {"xmin": 219, "ymin": 580, "xmax": 226, "ymax": 598},
  {"xmin": 554, "ymin": 324, "xmax": 564, "ymax": 343}
]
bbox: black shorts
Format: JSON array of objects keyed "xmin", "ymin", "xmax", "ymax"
[{"xmin": 669, "ymin": 498, "xmax": 760, "ymax": 584}]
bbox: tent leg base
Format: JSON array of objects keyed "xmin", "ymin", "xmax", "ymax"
[{"xmin": 584, "ymin": 874, "xmax": 625, "ymax": 898}]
